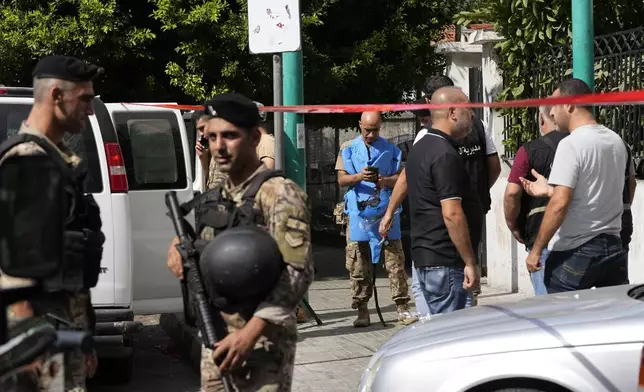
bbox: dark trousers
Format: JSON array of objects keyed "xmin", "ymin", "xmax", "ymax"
[
  {"xmin": 621, "ymin": 209, "xmax": 633, "ymax": 253},
  {"xmin": 544, "ymin": 234, "xmax": 628, "ymax": 294}
]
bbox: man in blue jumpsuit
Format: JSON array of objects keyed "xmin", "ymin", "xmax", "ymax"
[{"xmin": 335, "ymin": 112, "xmax": 417, "ymax": 327}]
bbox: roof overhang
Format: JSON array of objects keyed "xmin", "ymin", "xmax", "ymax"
[
  {"xmin": 469, "ymin": 30, "xmax": 504, "ymax": 45},
  {"xmin": 434, "ymin": 42, "xmax": 482, "ymax": 54}
]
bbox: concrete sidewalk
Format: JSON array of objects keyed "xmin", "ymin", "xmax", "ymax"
[
  {"xmin": 290, "ymin": 277, "xmax": 528, "ymax": 392},
  {"xmin": 161, "ymin": 275, "xmax": 529, "ymax": 392}
]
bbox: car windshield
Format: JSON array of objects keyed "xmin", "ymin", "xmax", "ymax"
[{"xmin": 0, "ymin": 103, "xmax": 103, "ymax": 193}]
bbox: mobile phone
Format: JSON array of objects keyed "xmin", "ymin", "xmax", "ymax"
[
  {"xmin": 366, "ymin": 166, "xmax": 377, "ymax": 172},
  {"xmin": 199, "ymin": 136, "xmax": 208, "ymax": 148}
]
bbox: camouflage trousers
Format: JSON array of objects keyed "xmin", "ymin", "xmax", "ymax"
[
  {"xmin": 345, "ymin": 228, "xmax": 410, "ymax": 308},
  {"xmin": 6, "ymin": 292, "xmax": 93, "ymax": 392},
  {"xmin": 200, "ymin": 324, "xmax": 297, "ymax": 392}
]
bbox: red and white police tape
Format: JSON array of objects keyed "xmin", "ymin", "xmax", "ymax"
[{"xmin": 125, "ymin": 88, "xmax": 644, "ymax": 114}]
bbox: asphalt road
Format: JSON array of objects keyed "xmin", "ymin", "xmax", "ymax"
[{"xmin": 89, "ymin": 315, "xmax": 200, "ymax": 392}]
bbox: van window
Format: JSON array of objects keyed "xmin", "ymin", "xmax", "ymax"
[
  {"xmin": 113, "ymin": 112, "xmax": 187, "ymax": 190},
  {"xmin": 0, "ymin": 103, "xmax": 103, "ymax": 193}
]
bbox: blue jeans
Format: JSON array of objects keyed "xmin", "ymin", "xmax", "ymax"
[
  {"xmin": 411, "ymin": 261, "xmax": 429, "ymax": 316},
  {"xmin": 414, "ymin": 266, "xmax": 468, "ymax": 314},
  {"xmin": 527, "ymin": 247, "xmax": 550, "ymax": 296},
  {"xmin": 545, "ymin": 234, "xmax": 628, "ymax": 294}
]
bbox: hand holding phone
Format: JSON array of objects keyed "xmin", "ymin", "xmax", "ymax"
[
  {"xmin": 200, "ymin": 136, "xmax": 209, "ymax": 148},
  {"xmin": 196, "ymin": 136, "xmax": 210, "ymax": 161},
  {"xmin": 361, "ymin": 166, "xmax": 378, "ymax": 183}
]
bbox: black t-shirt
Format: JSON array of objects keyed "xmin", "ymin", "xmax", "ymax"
[{"xmin": 406, "ymin": 129, "xmax": 483, "ymax": 268}]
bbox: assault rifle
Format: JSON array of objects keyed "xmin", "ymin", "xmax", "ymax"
[{"xmin": 165, "ymin": 191, "xmax": 234, "ymax": 392}]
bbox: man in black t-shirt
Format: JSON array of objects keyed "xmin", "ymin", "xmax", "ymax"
[
  {"xmin": 380, "ymin": 76, "xmax": 500, "ymax": 313},
  {"xmin": 406, "ymin": 87, "xmax": 482, "ymax": 314}
]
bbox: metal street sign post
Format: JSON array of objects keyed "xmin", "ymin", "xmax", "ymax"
[
  {"xmin": 248, "ymin": 0, "xmax": 305, "ymax": 179},
  {"xmin": 248, "ymin": 0, "xmax": 318, "ymax": 323},
  {"xmin": 272, "ymin": 55, "xmax": 284, "ymax": 170}
]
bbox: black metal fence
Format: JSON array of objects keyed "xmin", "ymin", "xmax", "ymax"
[{"xmin": 503, "ymin": 27, "xmax": 644, "ymax": 159}]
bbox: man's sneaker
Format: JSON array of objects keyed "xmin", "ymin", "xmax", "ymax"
[
  {"xmin": 396, "ymin": 305, "xmax": 419, "ymax": 326},
  {"xmin": 471, "ymin": 293, "xmax": 479, "ymax": 307}
]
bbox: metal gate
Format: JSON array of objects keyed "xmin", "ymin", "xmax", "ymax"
[
  {"xmin": 468, "ymin": 66, "xmax": 488, "ymax": 276},
  {"xmin": 503, "ymin": 27, "xmax": 644, "ymax": 160},
  {"xmin": 469, "ymin": 67, "xmax": 484, "ymax": 120}
]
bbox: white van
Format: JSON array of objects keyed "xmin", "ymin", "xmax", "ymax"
[{"xmin": 0, "ymin": 88, "xmax": 198, "ymax": 382}]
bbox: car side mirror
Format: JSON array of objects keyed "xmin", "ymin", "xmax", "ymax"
[{"xmin": 0, "ymin": 155, "xmax": 66, "ymax": 279}]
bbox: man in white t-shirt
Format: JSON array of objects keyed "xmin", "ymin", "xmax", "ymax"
[
  {"xmin": 521, "ymin": 78, "xmax": 629, "ymax": 293},
  {"xmin": 380, "ymin": 75, "xmax": 501, "ymax": 314}
]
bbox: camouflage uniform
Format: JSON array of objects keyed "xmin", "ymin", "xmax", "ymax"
[
  {"xmin": 335, "ymin": 141, "xmax": 415, "ymax": 326},
  {"xmin": 344, "ymin": 227, "xmax": 410, "ymax": 307},
  {"xmin": 0, "ymin": 123, "xmax": 94, "ymax": 392},
  {"xmin": 206, "ymin": 157, "xmax": 228, "ymax": 190},
  {"xmin": 199, "ymin": 164, "xmax": 314, "ymax": 392}
]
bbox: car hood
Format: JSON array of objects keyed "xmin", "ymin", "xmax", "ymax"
[{"xmin": 378, "ymin": 285, "xmax": 644, "ymax": 362}]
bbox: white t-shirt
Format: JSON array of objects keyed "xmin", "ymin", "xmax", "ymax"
[
  {"xmin": 548, "ymin": 124, "xmax": 628, "ymax": 251},
  {"xmin": 413, "ymin": 128, "xmax": 426, "ymax": 145},
  {"xmin": 413, "ymin": 119, "xmax": 497, "ymax": 155}
]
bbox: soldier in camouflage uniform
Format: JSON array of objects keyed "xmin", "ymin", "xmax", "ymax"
[
  {"xmin": 200, "ymin": 102, "xmax": 307, "ymax": 323},
  {"xmin": 0, "ymin": 55, "xmax": 102, "ymax": 392},
  {"xmin": 335, "ymin": 112, "xmax": 417, "ymax": 328},
  {"xmin": 202, "ymin": 104, "xmax": 275, "ymax": 189},
  {"xmin": 194, "ymin": 111, "xmax": 229, "ymax": 191},
  {"xmin": 167, "ymin": 93, "xmax": 313, "ymax": 392}
]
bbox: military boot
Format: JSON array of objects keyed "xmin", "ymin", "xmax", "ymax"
[
  {"xmin": 353, "ymin": 304, "xmax": 370, "ymax": 328},
  {"xmin": 397, "ymin": 304, "xmax": 419, "ymax": 326}
]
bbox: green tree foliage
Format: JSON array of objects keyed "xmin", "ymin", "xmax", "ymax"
[
  {"xmin": 455, "ymin": 0, "xmax": 572, "ymax": 152},
  {"xmin": 0, "ymin": 0, "xmax": 183, "ymax": 101},
  {"xmin": 150, "ymin": 0, "xmax": 456, "ymax": 125},
  {"xmin": 1, "ymin": 0, "xmax": 459, "ymax": 122},
  {"xmin": 455, "ymin": 0, "xmax": 644, "ymax": 152}
]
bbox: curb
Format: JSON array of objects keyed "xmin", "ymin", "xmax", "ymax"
[{"xmin": 159, "ymin": 313, "xmax": 202, "ymax": 374}]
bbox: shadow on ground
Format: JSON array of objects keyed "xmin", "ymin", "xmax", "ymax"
[
  {"xmin": 309, "ymin": 304, "xmax": 398, "ymax": 322},
  {"xmin": 297, "ymin": 321, "xmax": 398, "ymax": 342}
]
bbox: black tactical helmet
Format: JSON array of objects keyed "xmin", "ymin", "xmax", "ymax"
[{"xmin": 199, "ymin": 225, "xmax": 284, "ymax": 305}]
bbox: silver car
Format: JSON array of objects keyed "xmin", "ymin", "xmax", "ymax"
[{"xmin": 358, "ymin": 285, "xmax": 644, "ymax": 392}]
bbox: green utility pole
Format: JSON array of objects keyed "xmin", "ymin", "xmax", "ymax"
[
  {"xmin": 572, "ymin": 0, "xmax": 595, "ymax": 91},
  {"xmin": 282, "ymin": 50, "xmax": 306, "ymax": 188},
  {"xmin": 283, "ymin": 50, "xmax": 308, "ymax": 307}
]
